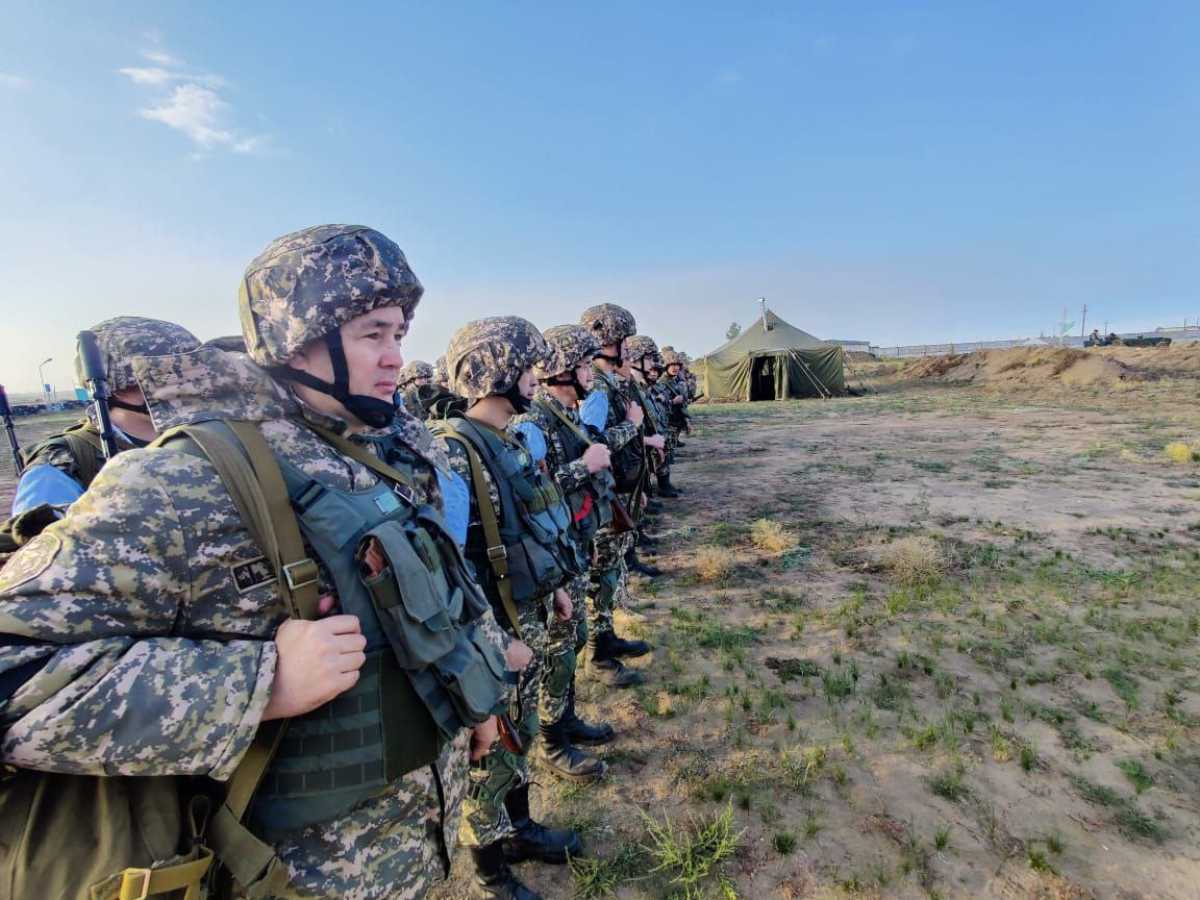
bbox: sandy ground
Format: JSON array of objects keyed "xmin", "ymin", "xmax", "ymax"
[{"xmin": 4, "ymin": 363, "xmax": 1200, "ymax": 898}]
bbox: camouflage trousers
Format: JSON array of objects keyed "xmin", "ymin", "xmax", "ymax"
[
  {"xmin": 588, "ymin": 526, "xmax": 635, "ymax": 636},
  {"xmin": 540, "ymin": 574, "xmax": 589, "ymax": 726},
  {"xmin": 458, "ymin": 596, "xmax": 550, "ymax": 849},
  {"xmin": 269, "ymin": 730, "xmax": 471, "ymax": 900}
]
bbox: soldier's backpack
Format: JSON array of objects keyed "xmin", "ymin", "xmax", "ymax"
[{"xmin": 0, "ymin": 421, "xmax": 317, "ymax": 900}]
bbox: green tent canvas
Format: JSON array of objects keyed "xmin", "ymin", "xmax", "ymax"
[{"xmin": 700, "ymin": 310, "xmax": 845, "ymax": 401}]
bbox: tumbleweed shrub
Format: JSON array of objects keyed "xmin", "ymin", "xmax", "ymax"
[
  {"xmin": 750, "ymin": 518, "xmax": 797, "ymax": 554},
  {"xmin": 695, "ymin": 545, "xmax": 736, "ymax": 582},
  {"xmin": 882, "ymin": 535, "xmax": 944, "ymax": 585},
  {"xmin": 1163, "ymin": 442, "xmax": 1199, "ymax": 464}
]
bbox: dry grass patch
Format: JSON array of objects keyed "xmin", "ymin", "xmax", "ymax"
[
  {"xmin": 882, "ymin": 535, "xmax": 944, "ymax": 585},
  {"xmin": 695, "ymin": 545, "xmax": 737, "ymax": 582},
  {"xmin": 750, "ymin": 517, "xmax": 797, "ymax": 554}
]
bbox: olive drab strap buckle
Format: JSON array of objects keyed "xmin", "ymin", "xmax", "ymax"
[{"xmin": 438, "ymin": 423, "xmax": 523, "ymax": 638}]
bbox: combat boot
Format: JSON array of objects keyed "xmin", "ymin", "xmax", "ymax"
[
  {"xmin": 645, "ymin": 498, "xmax": 664, "ymax": 515},
  {"xmin": 503, "ymin": 784, "xmax": 583, "ymax": 864},
  {"xmin": 656, "ymin": 473, "xmax": 682, "ymax": 498},
  {"xmin": 595, "ymin": 626, "xmax": 651, "ymax": 660},
  {"xmin": 625, "ymin": 545, "xmax": 662, "ymax": 578},
  {"xmin": 638, "ymin": 531, "xmax": 659, "ymax": 549},
  {"xmin": 539, "ymin": 718, "xmax": 608, "ymax": 782},
  {"xmin": 587, "ymin": 631, "xmax": 644, "ymax": 687},
  {"xmin": 469, "ymin": 843, "xmax": 541, "ymax": 899},
  {"xmin": 562, "ymin": 683, "xmax": 615, "ymax": 745}
]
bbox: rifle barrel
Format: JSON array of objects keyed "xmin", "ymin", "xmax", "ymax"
[
  {"xmin": 0, "ymin": 385, "xmax": 22, "ymax": 475},
  {"xmin": 76, "ymin": 331, "xmax": 120, "ymax": 460}
]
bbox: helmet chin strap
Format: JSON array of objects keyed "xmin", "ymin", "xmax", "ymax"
[
  {"xmin": 109, "ymin": 397, "xmax": 150, "ymax": 415},
  {"xmin": 276, "ymin": 330, "xmax": 396, "ymax": 429},
  {"xmin": 503, "ymin": 381, "xmax": 532, "ymax": 414},
  {"xmin": 548, "ymin": 374, "xmax": 589, "ymax": 401},
  {"xmin": 594, "ymin": 351, "xmax": 622, "ymax": 366}
]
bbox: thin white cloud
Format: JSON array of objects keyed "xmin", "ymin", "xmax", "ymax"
[
  {"xmin": 0, "ymin": 72, "xmax": 31, "ymax": 90},
  {"xmin": 119, "ymin": 66, "xmax": 175, "ymax": 85},
  {"xmin": 141, "ymin": 49, "xmax": 181, "ymax": 67},
  {"xmin": 140, "ymin": 84, "xmax": 234, "ymax": 147},
  {"xmin": 120, "ymin": 40, "xmax": 269, "ymax": 155}
]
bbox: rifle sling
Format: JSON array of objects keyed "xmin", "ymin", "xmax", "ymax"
[{"xmin": 438, "ymin": 423, "xmax": 523, "ymax": 638}]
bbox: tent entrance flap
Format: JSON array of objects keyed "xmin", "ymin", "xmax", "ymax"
[{"xmin": 750, "ymin": 355, "xmax": 779, "ymax": 401}]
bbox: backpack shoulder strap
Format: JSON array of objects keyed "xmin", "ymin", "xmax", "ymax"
[
  {"xmin": 438, "ymin": 422, "xmax": 522, "ymax": 637},
  {"xmin": 149, "ymin": 419, "xmax": 317, "ymax": 896},
  {"xmin": 535, "ymin": 398, "xmax": 592, "ymax": 447}
]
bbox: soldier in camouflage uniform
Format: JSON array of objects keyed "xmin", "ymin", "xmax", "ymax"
[
  {"xmin": 577, "ymin": 304, "xmax": 656, "ymax": 687},
  {"xmin": 395, "ymin": 359, "xmax": 435, "ymax": 414},
  {"xmin": 0, "ymin": 225, "xmax": 514, "ymax": 900},
  {"xmin": 434, "ymin": 316, "xmax": 584, "ymax": 900},
  {"xmin": 510, "ymin": 325, "xmax": 619, "ymax": 782},
  {"xmin": 659, "ymin": 347, "xmax": 692, "ymax": 452},
  {"xmin": 624, "ymin": 335, "xmax": 679, "ymax": 499},
  {"xmin": 3, "ymin": 317, "xmax": 200, "ymax": 551}
]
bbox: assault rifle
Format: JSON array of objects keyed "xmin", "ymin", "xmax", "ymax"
[
  {"xmin": 0, "ymin": 385, "xmax": 22, "ymax": 475},
  {"xmin": 76, "ymin": 330, "xmax": 120, "ymax": 460}
]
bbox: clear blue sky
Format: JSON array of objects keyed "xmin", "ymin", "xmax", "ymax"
[{"xmin": 2, "ymin": 2, "xmax": 1198, "ymax": 391}]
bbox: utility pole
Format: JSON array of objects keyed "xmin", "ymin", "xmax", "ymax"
[
  {"xmin": 37, "ymin": 357, "xmax": 53, "ymax": 408},
  {"xmin": 1080, "ymin": 304, "xmax": 1087, "ymax": 339}
]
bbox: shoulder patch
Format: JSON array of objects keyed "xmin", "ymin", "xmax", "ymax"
[
  {"xmin": 231, "ymin": 556, "xmax": 275, "ymax": 594},
  {"xmin": 0, "ymin": 532, "xmax": 62, "ymax": 592}
]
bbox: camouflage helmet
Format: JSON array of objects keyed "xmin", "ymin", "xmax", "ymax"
[
  {"xmin": 660, "ymin": 347, "xmax": 683, "ymax": 367},
  {"xmin": 74, "ymin": 316, "xmax": 200, "ymax": 393},
  {"xmin": 433, "ymin": 355, "xmax": 450, "ymax": 387},
  {"xmin": 446, "ymin": 316, "xmax": 549, "ymax": 402},
  {"xmin": 203, "ymin": 335, "xmax": 248, "ymax": 353},
  {"xmin": 397, "ymin": 360, "xmax": 435, "ymax": 389},
  {"xmin": 239, "ymin": 224, "xmax": 423, "ymax": 367},
  {"xmin": 624, "ymin": 334, "xmax": 662, "ymax": 370},
  {"xmin": 579, "ymin": 303, "xmax": 636, "ymax": 347},
  {"xmin": 535, "ymin": 324, "xmax": 601, "ymax": 380}
]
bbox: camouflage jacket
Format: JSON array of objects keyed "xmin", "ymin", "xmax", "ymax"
[
  {"xmin": 0, "ymin": 348, "xmax": 494, "ymax": 892},
  {"xmin": 509, "ymin": 391, "xmax": 592, "ymax": 498}
]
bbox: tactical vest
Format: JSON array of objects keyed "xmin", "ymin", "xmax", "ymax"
[
  {"xmin": 244, "ymin": 436, "xmax": 508, "ymax": 841},
  {"xmin": 532, "ymin": 397, "xmax": 615, "ymax": 549},
  {"xmin": 593, "ymin": 369, "xmax": 645, "ymax": 493},
  {"xmin": 435, "ymin": 416, "xmax": 584, "ymax": 628}
]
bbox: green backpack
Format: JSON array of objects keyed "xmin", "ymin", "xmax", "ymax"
[{"xmin": 0, "ymin": 421, "xmax": 318, "ymax": 900}]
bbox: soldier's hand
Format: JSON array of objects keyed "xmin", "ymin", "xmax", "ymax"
[
  {"xmin": 553, "ymin": 587, "xmax": 573, "ymax": 622},
  {"xmin": 262, "ymin": 615, "xmax": 367, "ymax": 721},
  {"xmin": 672, "ymin": 396, "xmax": 684, "ymax": 405},
  {"xmin": 624, "ymin": 401, "xmax": 644, "ymax": 427},
  {"xmin": 582, "ymin": 443, "xmax": 611, "ymax": 473},
  {"xmin": 644, "ymin": 434, "xmax": 666, "ymax": 451},
  {"xmin": 470, "ymin": 716, "xmax": 499, "ymax": 761},
  {"xmin": 505, "ymin": 638, "xmax": 534, "ymax": 671}
]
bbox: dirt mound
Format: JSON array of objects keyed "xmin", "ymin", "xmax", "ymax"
[{"xmin": 900, "ymin": 347, "xmax": 1143, "ymax": 388}]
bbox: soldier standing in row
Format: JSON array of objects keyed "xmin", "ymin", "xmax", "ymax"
[
  {"xmin": 395, "ymin": 359, "xmax": 435, "ymax": 412},
  {"xmin": 511, "ymin": 324, "xmax": 618, "ymax": 783},
  {"xmin": 3, "ymin": 316, "xmax": 200, "ymax": 550},
  {"xmin": 434, "ymin": 317, "xmax": 586, "ymax": 900},
  {"xmin": 0, "ymin": 225, "xmax": 516, "ymax": 899},
  {"xmin": 578, "ymin": 304, "xmax": 654, "ymax": 687}
]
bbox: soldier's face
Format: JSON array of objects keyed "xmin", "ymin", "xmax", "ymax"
[
  {"xmin": 516, "ymin": 367, "xmax": 538, "ymax": 401},
  {"xmin": 290, "ymin": 307, "xmax": 408, "ymax": 412},
  {"xmin": 574, "ymin": 361, "xmax": 594, "ymax": 392},
  {"xmin": 667, "ymin": 364, "xmax": 682, "ymax": 377}
]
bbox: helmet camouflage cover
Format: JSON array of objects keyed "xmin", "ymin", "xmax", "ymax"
[
  {"xmin": 624, "ymin": 334, "xmax": 662, "ymax": 369},
  {"xmin": 660, "ymin": 347, "xmax": 683, "ymax": 366},
  {"xmin": 396, "ymin": 359, "xmax": 434, "ymax": 389},
  {"xmin": 239, "ymin": 224, "xmax": 423, "ymax": 367},
  {"xmin": 446, "ymin": 316, "xmax": 549, "ymax": 401},
  {"xmin": 74, "ymin": 316, "xmax": 201, "ymax": 393},
  {"xmin": 535, "ymin": 324, "xmax": 601, "ymax": 380},
  {"xmin": 579, "ymin": 303, "xmax": 636, "ymax": 347},
  {"xmin": 433, "ymin": 355, "xmax": 449, "ymax": 387}
]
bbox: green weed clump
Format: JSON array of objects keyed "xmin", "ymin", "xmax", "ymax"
[{"xmin": 641, "ymin": 802, "xmax": 744, "ymax": 894}]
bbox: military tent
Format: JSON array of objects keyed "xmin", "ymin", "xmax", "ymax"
[{"xmin": 699, "ymin": 309, "xmax": 845, "ymax": 401}]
